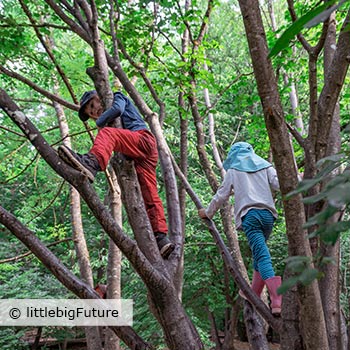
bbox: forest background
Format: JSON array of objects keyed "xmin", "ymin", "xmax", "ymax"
[{"xmin": 1, "ymin": 0, "xmax": 350, "ymax": 350}]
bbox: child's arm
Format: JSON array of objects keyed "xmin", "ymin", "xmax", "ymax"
[
  {"xmin": 198, "ymin": 171, "xmax": 234, "ymax": 219},
  {"xmin": 96, "ymin": 93, "xmax": 126, "ymax": 127}
]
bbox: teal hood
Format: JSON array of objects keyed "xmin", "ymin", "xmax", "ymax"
[{"xmin": 223, "ymin": 142, "xmax": 271, "ymax": 172}]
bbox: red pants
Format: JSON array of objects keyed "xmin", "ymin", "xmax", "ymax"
[{"xmin": 90, "ymin": 127, "xmax": 168, "ymax": 234}]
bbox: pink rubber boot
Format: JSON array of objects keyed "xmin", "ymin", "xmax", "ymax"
[
  {"xmin": 265, "ymin": 276, "xmax": 282, "ymax": 315},
  {"xmin": 251, "ymin": 270, "xmax": 265, "ymax": 296},
  {"xmin": 239, "ymin": 270, "xmax": 265, "ymax": 299}
]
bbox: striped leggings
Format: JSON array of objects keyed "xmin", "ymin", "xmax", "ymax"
[{"xmin": 241, "ymin": 209, "xmax": 275, "ymax": 280}]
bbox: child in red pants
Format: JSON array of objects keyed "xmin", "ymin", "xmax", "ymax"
[{"xmin": 58, "ymin": 91, "xmax": 174, "ymax": 258}]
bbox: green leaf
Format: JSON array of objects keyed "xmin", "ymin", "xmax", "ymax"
[
  {"xmin": 327, "ymin": 184, "xmax": 350, "ymax": 207},
  {"xmin": 303, "ymin": 206, "xmax": 338, "ymax": 228},
  {"xmin": 278, "ymin": 276, "xmax": 299, "ymax": 294},
  {"xmin": 320, "ymin": 221, "xmax": 350, "ymax": 244},
  {"xmin": 298, "ymin": 268, "xmax": 320, "ymax": 286},
  {"xmin": 286, "ymin": 178, "xmax": 321, "ymax": 198},
  {"xmin": 284, "ymin": 256, "xmax": 310, "ymax": 273},
  {"xmin": 302, "ymin": 192, "xmax": 327, "ymax": 204},
  {"xmin": 269, "ymin": 0, "xmax": 340, "ymax": 58},
  {"xmin": 305, "ymin": 0, "xmax": 349, "ymax": 28},
  {"xmin": 316, "ymin": 153, "xmax": 345, "ymax": 167}
]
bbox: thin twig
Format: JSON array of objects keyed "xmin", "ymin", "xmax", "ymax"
[{"xmin": 0, "ymin": 238, "xmax": 73, "ymax": 264}]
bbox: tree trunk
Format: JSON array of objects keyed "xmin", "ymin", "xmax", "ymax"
[
  {"xmin": 315, "ymin": 10, "xmax": 350, "ymax": 162},
  {"xmin": 105, "ymin": 168, "xmax": 122, "ymax": 350},
  {"xmin": 318, "ymin": 12, "xmax": 342, "ymax": 350},
  {"xmin": 280, "ymin": 269, "xmax": 304, "ymax": 350},
  {"xmin": 237, "ymin": 1, "xmax": 329, "ymax": 349},
  {"xmin": 54, "ymin": 99, "xmax": 102, "ymax": 350},
  {"xmin": 243, "ymin": 301, "xmax": 269, "ymax": 350},
  {"xmin": 112, "ymin": 157, "xmax": 204, "ymax": 349}
]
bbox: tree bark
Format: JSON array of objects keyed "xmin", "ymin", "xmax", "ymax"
[
  {"xmin": 237, "ymin": 1, "xmax": 329, "ymax": 349},
  {"xmin": 280, "ymin": 269, "xmax": 304, "ymax": 350},
  {"xmin": 54, "ymin": 98, "xmax": 102, "ymax": 350},
  {"xmin": 315, "ymin": 10, "xmax": 350, "ymax": 162},
  {"xmin": 242, "ymin": 301, "xmax": 269, "ymax": 350},
  {"xmin": 105, "ymin": 168, "xmax": 122, "ymax": 350},
  {"xmin": 318, "ymin": 12, "xmax": 343, "ymax": 350}
]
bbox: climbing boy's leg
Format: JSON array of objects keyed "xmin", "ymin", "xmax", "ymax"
[
  {"xmin": 154, "ymin": 233, "xmax": 175, "ymax": 259},
  {"xmin": 58, "ymin": 145, "xmax": 101, "ymax": 182},
  {"xmin": 89, "ymin": 127, "xmax": 147, "ymax": 170},
  {"xmin": 134, "ymin": 131, "xmax": 174, "ymax": 258}
]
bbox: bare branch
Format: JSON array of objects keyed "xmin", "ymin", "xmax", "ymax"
[
  {"xmin": 286, "ymin": 121, "xmax": 305, "ymax": 148},
  {"xmin": 287, "ymin": 0, "xmax": 311, "ymax": 52},
  {"xmin": 44, "ymin": 0, "xmax": 91, "ymax": 43},
  {"xmin": 18, "ymin": 0, "xmax": 78, "ymax": 104},
  {"xmin": 0, "ymin": 238, "xmax": 73, "ymax": 264},
  {"xmin": 0, "ymin": 66, "xmax": 78, "ymax": 111},
  {"xmin": 0, "ymin": 125, "xmax": 26, "ymax": 138}
]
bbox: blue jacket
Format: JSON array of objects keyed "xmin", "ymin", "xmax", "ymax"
[{"xmin": 96, "ymin": 92, "xmax": 147, "ymax": 131}]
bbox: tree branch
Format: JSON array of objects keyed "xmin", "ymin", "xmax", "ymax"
[
  {"xmin": 0, "ymin": 205, "xmax": 150, "ymax": 350},
  {"xmin": 0, "ymin": 66, "xmax": 78, "ymax": 111},
  {"xmin": 18, "ymin": 0, "xmax": 78, "ymax": 104},
  {"xmin": 0, "ymin": 238, "xmax": 72, "ymax": 264}
]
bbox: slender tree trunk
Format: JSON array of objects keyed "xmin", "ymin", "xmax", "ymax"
[
  {"xmin": 222, "ymin": 302, "xmax": 240, "ymax": 350},
  {"xmin": 105, "ymin": 168, "xmax": 122, "ymax": 350},
  {"xmin": 208, "ymin": 307, "xmax": 222, "ymax": 350},
  {"xmin": 237, "ymin": 1, "xmax": 329, "ymax": 349},
  {"xmin": 243, "ymin": 301, "xmax": 269, "ymax": 350},
  {"xmin": 267, "ymin": 0, "xmax": 304, "ymax": 135},
  {"xmin": 176, "ymin": 0, "xmax": 191, "ymax": 301},
  {"xmin": 318, "ymin": 12, "xmax": 342, "ymax": 350},
  {"xmin": 202, "ymin": 65, "xmax": 225, "ymax": 179},
  {"xmin": 54, "ymin": 100, "xmax": 102, "ymax": 350}
]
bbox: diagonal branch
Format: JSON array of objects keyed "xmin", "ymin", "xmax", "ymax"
[
  {"xmin": 18, "ymin": 0, "xmax": 78, "ymax": 104},
  {"xmin": 43, "ymin": 0, "xmax": 91, "ymax": 43},
  {"xmin": 0, "ymin": 66, "xmax": 78, "ymax": 111},
  {"xmin": 0, "ymin": 205, "xmax": 150, "ymax": 350}
]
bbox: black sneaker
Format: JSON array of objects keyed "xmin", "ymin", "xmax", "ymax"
[
  {"xmin": 154, "ymin": 232, "xmax": 175, "ymax": 259},
  {"xmin": 58, "ymin": 145, "xmax": 100, "ymax": 183}
]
